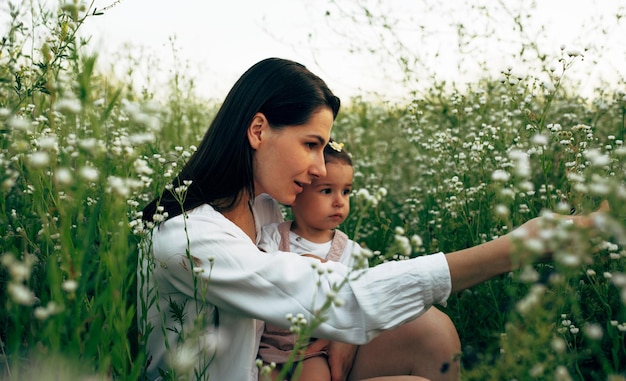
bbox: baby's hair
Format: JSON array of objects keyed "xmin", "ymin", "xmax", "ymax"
[{"xmin": 324, "ymin": 139, "xmax": 352, "ymax": 166}]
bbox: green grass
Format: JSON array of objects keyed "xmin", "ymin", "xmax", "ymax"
[{"xmin": 1, "ymin": 1, "xmax": 625, "ymax": 380}]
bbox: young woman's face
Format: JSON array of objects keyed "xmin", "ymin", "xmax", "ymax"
[
  {"xmin": 291, "ymin": 161, "xmax": 353, "ymax": 233},
  {"xmin": 250, "ymin": 107, "xmax": 334, "ymax": 205}
]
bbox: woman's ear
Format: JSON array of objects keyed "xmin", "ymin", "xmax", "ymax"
[{"xmin": 247, "ymin": 112, "xmax": 266, "ymax": 150}]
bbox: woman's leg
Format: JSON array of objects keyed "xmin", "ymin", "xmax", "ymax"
[
  {"xmin": 296, "ymin": 356, "xmax": 332, "ymax": 381},
  {"xmin": 259, "ymin": 356, "xmax": 332, "ymax": 381},
  {"xmin": 348, "ymin": 307, "xmax": 461, "ymax": 381}
]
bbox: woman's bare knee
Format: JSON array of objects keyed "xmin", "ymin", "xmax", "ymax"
[
  {"xmin": 348, "ymin": 308, "xmax": 461, "ymax": 381},
  {"xmin": 360, "ymin": 377, "xmax": 430, "ymax": 381}
]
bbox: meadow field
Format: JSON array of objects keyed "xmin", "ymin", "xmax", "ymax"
[{"xmin": 1, "ymin": 2, "xmax": 625, "ymax": 380}]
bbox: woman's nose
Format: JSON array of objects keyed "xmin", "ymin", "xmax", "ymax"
[{"xmin": 309, "ymin": 153, "xmax": 326, "ymax": 178}]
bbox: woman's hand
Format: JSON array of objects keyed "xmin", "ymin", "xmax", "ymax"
[
  {"xmin": 328, "ymin": 341, "xmax": 358, "ymax": 381},
  {"xmin": 303, "ymin": 339, "xmax": 358, "ymax": 381},
  {"xmin": 446, "ymin": 201, "xmax": 610, "ymax": 293},
  {"xmin": 515, "ymin": 200, "xmax": 611, "ymax": 262}
]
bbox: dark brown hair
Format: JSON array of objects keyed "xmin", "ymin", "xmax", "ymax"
[{"xmin": 143, "ymin": 58, "xmax": 341, "ymax": 221}]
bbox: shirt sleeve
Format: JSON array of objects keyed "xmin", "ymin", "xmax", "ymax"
[
  {"xmin": 150, "ymin": 204, "xmax": 452, "ymax": 345},
  {"xmin": 341, "ymin": 239, "xmax": 370, "ymax": 269}
]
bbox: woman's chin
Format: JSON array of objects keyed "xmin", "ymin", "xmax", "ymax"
[{"xmin": 275, "ymin": 193, "xmax": 297, "ymax": 206}]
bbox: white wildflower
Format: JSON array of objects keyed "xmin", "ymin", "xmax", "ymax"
[
  {"xmin": 62, "ymin": 279, "xmax": 78, "ymax": 293},
  {"xmin": 78, "ymin": 138, "xmax": 103, "ymax": 153},
  {"xmin": 394, "ymin": 234, "xmax": 412, "ymax": 256},
  {"xmin": 610, "ymin": 273, "xmax": 626, "ymax": 288},
  {"xmin": 133, "ymin": 158, "xmax": 154, "ymax": 175},
  {"xmin": 556, "ymin": 253, "xmax": 580, "ymax": 267},
  {"xmin": 584, "ymin": 148, "xmax": 610, "ymax": 167},
  {"xmin": 551, "ymin": 337, "xmax": 566, "ymax": 353},
  {"xmin": 8, "ymin": 116, "xmax": 32, "ymax": 131},
  {"xmin": 129, "ymin": 133, "xmax": 156, "ymax": 145},
  {"xmin": 529, "ymin": 363, "xmax": 545, "ymax": 377},
  {"xmin": 555, "ymin": 366, "xmax": 572, "ymax": 381},
  {"xmin": 34, "ymin": 301, "xmax": 62, "ymax": 320},
  {"xmin": 34, "ymin": 306, "xmax": 50, "ymax": 320},
  {"xmin": 54, "ymin": 167, "xmax": 73, "ymax": 185},
  {"xmin": 524, "ymin": 238, "xmax": 544, "ymax": 253},
  {"xmin": 57, "ymin": 98, "xmax": 82, "ymax": 114},
  {"xmin": 107, "ymin": 176, "xmax": 130, "ymax": 197},
  {"xmin": 516, "ymin": 284, "xmax": 545, "ymax": 314},
  {"xmin": 8, "ymin": 283, "xmax": 36, "ymax": 305},
  {"xmin": 491, "ymin": 169, "xmax": 510, "ymax": 182},
  {"xmin": 508, "ymin": 149, "xmax": 531, "ymax": 176},
  {"xmin": 542, "ymin": 81, "xmax": 556, "ymax": 92},
  {"xmin": 79, "ymin": 166, "xmax": 99, "ymax": 182},
  {"xmin": 531, "ymin": 133, "xmax": 549, "ymax": 146},
  {"xmin": 494, "ymin": 204, "xmax": 509, "ymax": 218},
  {"xmin": 8, "ymin": 261, "xmax": 31, "ymax": 283},
  {"xmin": 519, "ymin": 265, "xmax": 539, "ymax": 283},
  {"xmin": 583, "ymin": 323, "xmax": 603, "ymax": 340},
  {"xmin": 555, "ymin": 202, "xmax": 571, "ymax": 214},
  {"xmin": 152, "ymin": 213, "xmax": 166, "ymax": 223},
  {"xmin": 410, "ymin": 234, "xmax": 423, "ymax": 247},
  {"xmin": 566, "ymin": 49, "xmax": 583, "ymax": 58},
  {"xmin": 547, "ymin": 123, "xmax": 562, "ymax": 132},
  {"xmin": 172, "ymin": 341, "xmax": 198, "ymax": 374},
  {"xmin": 567, "ymin": 172, "xmax": 585, "ymax": 183},
  {"xmin": 499, "ymin": 188, "xmax": 515, "ymax": 199},
  {"xmin": 27, "ymin": 152, "xmax": 50, "ymax": 168},
  {"xmin": 37, "ymin": 135, "xmax": 59, "ymax": 152},
  {"xmin": 511, "ymin": 226, "xmax": 529, "ymax": 240}
]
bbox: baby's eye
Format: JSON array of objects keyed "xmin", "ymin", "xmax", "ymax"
[
  {"xmin": 342, "ymin": 189, "xmax": 352, "ymax": 196},
  {"xmin": 321, "ymin": 188, "xmax": 332, "ymax": 194}
]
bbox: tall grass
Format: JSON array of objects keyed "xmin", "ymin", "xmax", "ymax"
[
  {"xmin": 1, "ymin": 1, "xmax": 625, "ymax": 380},
  {"xmin": 335, "ymin": 75, "xmax": 626, "ymax": 379}
]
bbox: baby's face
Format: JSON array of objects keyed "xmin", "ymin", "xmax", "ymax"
[{"xmin": 291, "ymin": 161, "xmax": 353, "ymax": 232}]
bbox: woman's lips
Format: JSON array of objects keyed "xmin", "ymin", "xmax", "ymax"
[{"xmin": 294, "ymin": 181, "xmax": 304, "ymax": 193}]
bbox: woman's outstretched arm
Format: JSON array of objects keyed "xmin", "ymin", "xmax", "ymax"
[
  {"xmin": 446, "ymin": 231, "xmax": 514, "ymax": 294},
  {"xmin": 446, "ymin": 209, "xmax": 605, "ymax": 293}
]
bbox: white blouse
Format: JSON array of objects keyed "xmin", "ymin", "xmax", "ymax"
[{"xmin": 138, "ymin": 194, "xmax": 451, "ymax": 381}]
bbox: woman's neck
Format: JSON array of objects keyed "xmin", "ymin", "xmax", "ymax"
[{"xmin": 222, "ymin": 193, "xmax": 256, "ymax": 243}]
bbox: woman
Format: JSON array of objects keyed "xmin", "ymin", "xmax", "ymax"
[{"xmin": 138, "ymin": 57, "xmax": 595, "ymax": 381}]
